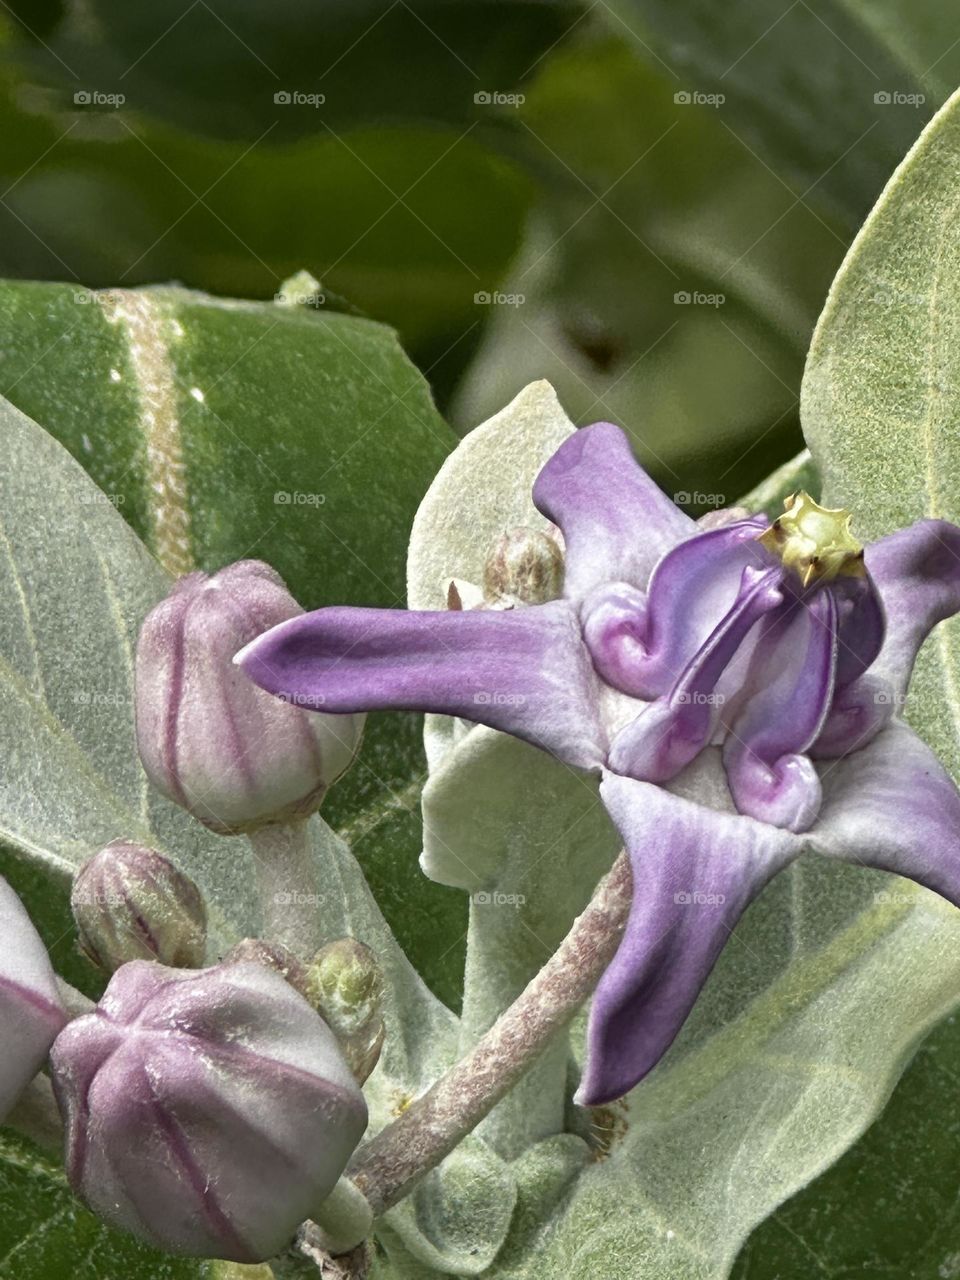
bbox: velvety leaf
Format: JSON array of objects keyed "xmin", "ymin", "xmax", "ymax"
[
  {"xmin": 0, "ymin": 1131, "xmax": 206, "ymax": 1280},
  {"xmin": 0, "ymin": 278, "xmax": 467, "ymax": 1006}
]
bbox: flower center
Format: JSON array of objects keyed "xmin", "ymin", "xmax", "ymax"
[{"xmin": 756, "ymin": 491, "xmax": 864, "ymax": 588}]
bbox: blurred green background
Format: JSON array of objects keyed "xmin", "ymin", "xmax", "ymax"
[{"xmin": 2, "ymin": 0, "xmax": 955, "ymax": 508}]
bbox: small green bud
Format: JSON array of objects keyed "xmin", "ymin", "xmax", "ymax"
[
  {"xmin": 71, "ymin": 840, "xmax": 207, "ymax": 971},
  {"xmin": 482, "ymin": 527, "xmax": 564, "ymax": 605},
  {"xmin": 305, "ymin": 939, "xmax": 385, "ymax": 1084}
]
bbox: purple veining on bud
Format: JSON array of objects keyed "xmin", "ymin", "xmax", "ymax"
[
  {"xmin": 71, "ymin": 840, "xmax": 207, "ymax": 971},
  {"xmin": 236, "ymin": 422, "xmax": 960, "ymax": 1104},
  {"xmin": 49, "ymin": 959, "xmax": 368, "ymax": 1262},
  {"xmin": 0, "ymin": 876, "xmax": 68, "ymax": 1120},
  {"xmin": 136, "ymin": 560, "xmax": 364, "ymax": 834},
  {"xmin": 482, "ymin": 526, "xmax": 564, "ymax": 605},
  {"xmin": 305, "ymin": 939, "xmax": 385, "ymax": 1084}
]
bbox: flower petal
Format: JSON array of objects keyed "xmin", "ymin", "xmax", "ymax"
[
  {"xmin": 532, "ymin": 421, "xmax": 694, "ymax": 600},
  {"xmin": 576, "ymin": 773, "xmax": 799, "ymax": 1105},
  {"xmin": 583, "ymin": 518, "xmax": 771, "ymax": 699},
  {"xmin": 607, "ymin": 565, "xmax": 783, "ymax": 782},
  {"xmin": 236, "ymin": 602, "xmax": 608, "ymax": 771},
  {"xmin": 723, "ymin": 591, "xmax": 837, "ymax": 832},
  {"xmin": 811, "ymin": 721, "xmax": 960, "ymax": 908},
  {"xmin": 865, "ymin": 519, "xmax": 960, "ymax": 698}
]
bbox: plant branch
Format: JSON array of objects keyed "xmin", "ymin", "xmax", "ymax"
[
  {"xmin": 348, "ymin": 850, "xmax": 631, "ymax": 1215},
  {"xmin": 248, "ymin": 820, "xmax": 320, "ymax": 958}
]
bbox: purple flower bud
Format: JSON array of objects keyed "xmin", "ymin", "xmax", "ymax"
[
  {"xmin": 71, "ymin": 840, "xmax": 207, "ymax": 972},
  {"xmin": 482, "ymin": 526, "xmax": 564, "ymax": 604},
  {"xmin": 305, "ymin": 940, "xmax": 385, "ymax": 1084},
  {"xmin": 50, "ymin": 959, "xmax": 368, "ymax": 1262},
  {"xmin": 135, "ymin": 560, "xmax": 364, "ymax": 834},
  {"xmin": 0, "ymin": 876, "xmax": 67, "ymax": 1120}
]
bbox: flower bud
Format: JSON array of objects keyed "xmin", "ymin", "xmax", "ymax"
[
  {"xmin": 223, "ymin": 936, "xmax": 310, "ymax": 999},
  {"xmin": 482, "ymin": 527, "xmax": 564, "ymax": 605},
  {"xmin": 136, "ymin": 560, "xmax": 364, "ymax": 834},
  {"xmin": 50, "ymin": 959, "xmax": 368, "ymax": 1262},
  {"xmin": 305, "ymin": 939, "xmax": 385, "ymax": 1084},
  {"xmin": 0, "ymin": 876, "xmax": 67, "ymax": 1120},
  {"xmin": 71, "ymin": 840, "xmax": 207, "ymax": 972}
]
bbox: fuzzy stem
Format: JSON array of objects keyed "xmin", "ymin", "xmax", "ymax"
[
  {"xmin": 305, "ymin": 1177, "xmax": 374, "ymax": 1255},
  {"xmin": 348, "ymin": 851, "xmax": 631, "ymax": 1215},
  {"xmin": 248, "ymin": 820, "xmax": 320, "ymax": 958}
]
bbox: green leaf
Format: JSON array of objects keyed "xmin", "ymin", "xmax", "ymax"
[
  {"xmin": 599, "ymin": 0, "xmax": 955, "ymax": 228},
  {"xmin": 0, "ymin": 392, "xmax": 261, "ymax": 975},
  {"xmin": 0, "ymin": 1131, "xmax": 205, "ymax": 1280},
  {"xmin": 0, "ymin": 278, "xmax": 466, "ymax": 1005},
  {"xmin": 801, "ymin": 85, "xmax": 960, "ymax": 777}
]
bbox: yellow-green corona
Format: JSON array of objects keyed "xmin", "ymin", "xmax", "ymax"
[{"xmin": 757, "ymin": 491, "xmax": 864, "ymax": 587}]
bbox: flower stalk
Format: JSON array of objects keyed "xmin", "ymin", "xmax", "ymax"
[
  {"xmin": 348, "ymin": 850, "xmax": 632, "ymax": 1215},
  {"xmin": 249, "ymin": 820, "xmax": 320, "ymax": 958}
]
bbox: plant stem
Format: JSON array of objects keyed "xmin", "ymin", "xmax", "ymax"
[
  {"xmin": 248, "ymin": 820, "xmax": 320, "ymax": 958},
  {"xmin": 56, "ymin": 978, "xmax": 94, "ymax": 1018},
  {"xmin": 348, "ymin": 850, "xmax": 631, "ymax": 1216},
  {"xmin": 304, "ymin": 1177, "xmax": 374, "ymax": 1255}
]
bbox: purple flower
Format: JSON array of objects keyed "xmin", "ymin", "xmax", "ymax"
[
  {"xmin": 236, "ymin": 423, "xmax": 960, "ymax": 1106},
  {"xmin": 50, "ymin": 959, "xmax": 368, "ymax": 1261},
  {"xmin": 0, "ymin": 876, "xmax": 67, "ymax": 1120}
]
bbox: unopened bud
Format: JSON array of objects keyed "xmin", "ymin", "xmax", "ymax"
[
  {"xmin": 0, "ymin": 876, "xmax": 67, "ymax": 1119},
  {"xmin": 71, "ymin": 841, "xmax": 207, "ymax": 972},
  {"xmin": 305, "ymin": 939, "xmax": 385, "ymax": 1084},
  {"xmin": 136, "ymin": 560, "xmax": 364, "ymax": 834},
  {"xmin": 50, "ymin": 960, "xmax": 368, "ymax": 1262},
  {"xmin": 223, "ymin": 937, "xmax": 310, "ymax": 999},
  {"xmin": 482, "ymin": 527, "xmax": 564, "ymax": 605}
]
